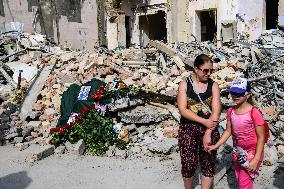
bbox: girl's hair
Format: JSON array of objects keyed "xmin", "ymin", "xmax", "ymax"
[
  {"xmin": 247, "ymin": 93, "xmax": 254, "ymax": 105},
  {"xmin": 194, "ymin": 54, "xmax": 213, "ymax": 68}
]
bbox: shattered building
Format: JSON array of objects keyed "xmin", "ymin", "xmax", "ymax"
[{"xmin": 0, "ymin": 0, "xmax": 283, "ymax": 50}]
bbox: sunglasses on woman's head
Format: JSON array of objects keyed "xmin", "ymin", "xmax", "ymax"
[
  {"xmin": 230, "ymin": 92, "xmax": 246, "ymax": 97},
  {"xmin": 197, "ymin": 67, "xmax": 215, "ymax": 74}
]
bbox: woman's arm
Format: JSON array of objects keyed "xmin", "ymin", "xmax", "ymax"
[
  {"xmin": 177, "ymin": 80, "xmax": 214, "ymax": 128},
  {"xmin": 211, "ymin": 82, "xmax": 221, "ymax": 121},
  {"xmin": 203, "ymin": 82, "xmax": 221, "ymax": 148}
]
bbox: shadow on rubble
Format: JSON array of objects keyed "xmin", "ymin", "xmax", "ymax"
[
  {"xmin": 0, "ymin": 171, "xmax": 32, "ymax": 189},
  {"xmin": 192, "ymin": 144, "xmax": 237, "ymax": 189},
  {"xmin": 273, "ymin": 162, "xmax": 284, "ymax": 188}
]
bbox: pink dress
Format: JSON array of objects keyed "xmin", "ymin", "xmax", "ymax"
[{"xmin": 227, "ymin": 107, "xmax": 265, "ymax": 189}]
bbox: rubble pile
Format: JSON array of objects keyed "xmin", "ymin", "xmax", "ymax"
[{"xmin": 0, "ymin": 29, "xmax": 284, "ymax": 164}]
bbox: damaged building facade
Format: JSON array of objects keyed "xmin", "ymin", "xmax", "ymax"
[{"xmin": 0, "ymin": 0, "xmax": 283, "ymax": 50}]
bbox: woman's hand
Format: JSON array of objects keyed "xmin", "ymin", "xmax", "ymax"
[
  {"xmin": 246, "ymin": 158, "xmax": 258, "ymax": 172},
  {"xmin": 203, "ymin": 129, "xmax": 212, "ymax": 151},
  {"xmin": 202, "ymin": 118, "xmax": 217, "ymax": 129}
]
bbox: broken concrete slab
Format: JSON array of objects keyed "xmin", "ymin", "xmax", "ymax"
[
  {"xmin": 108, "ymin": 97, "xmax": 144, "ymax": 112},
  {"xmin": 6, "ymin": 62, "xmax": 38, "ymax": 83},
  {"xmin": 19, "ymin": 64, "xmax": 55, "ymax": 120},
  {"xmin": 149, "ymin": 40, "xmax": 193, "ymax": 68},
  {"xmin": 147, "ymin": 138, "xmax": 178, "ymax": 155},
  {"xmin": 118, "ymin": 104, "xmax": 171, "ymax": 124},
  {"xmin": 30, "ymin": 144, "xmax": 55, "ymax": 161}
]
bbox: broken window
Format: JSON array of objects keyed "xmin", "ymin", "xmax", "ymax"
[
  {"xmin": 139, "ymin": 10, "xmax": 167, "ymax": 46},
  {"xmin": 266, "ymin": 0, "xmax": 279, "ymax": 29},
  {"xmin": 197, "ymin": 10, "xmax": 217, "ymax": 42}
]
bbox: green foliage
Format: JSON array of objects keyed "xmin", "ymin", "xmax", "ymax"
[
  {"xmin": 11, "ymin": 88, "xmax": 26, "ymax": 104},
  {"xmin": 50, "ymin": 109, "xmax": 127, "ymax": 156}
]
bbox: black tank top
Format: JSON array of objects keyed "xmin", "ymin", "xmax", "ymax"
[{"xmin": 180, "ymin": 76, "xmax": 214, "ymax": 125}]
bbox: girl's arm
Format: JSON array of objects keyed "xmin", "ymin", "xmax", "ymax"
[
  {"xmin": 214, "ymin": 120, "xmax": 232, "ymax": 148},
  {"xmin": 207, "ymin": 120, "xmax": 232, "ymax": 152},
  {"xmin": 254, "ymin": 126, "xmax": 265, "ymax": 161},
  {"xmin": 177, "ymin": 80, "xmax": 214, "ymax": 128},
  {"xmin": 247, "ymin": 125, "xmax": 265, "ymax": 172}
]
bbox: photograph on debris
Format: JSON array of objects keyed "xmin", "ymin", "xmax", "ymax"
[{"xmin": 0, "ymin": 0, "xmax": 284, "ymax": 189}]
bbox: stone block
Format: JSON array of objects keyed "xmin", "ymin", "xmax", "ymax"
[
  {"xmin": 73, "ymin": 139, "xmax": 85, "ymax": 155},
  {"xmin": 31, "ymin": 144, "xmax": 55, "ymax": 161}
]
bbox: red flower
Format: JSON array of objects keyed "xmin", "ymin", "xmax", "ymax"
[
  {"xmin": 59, "ymin": 128, "xmax": 65, "ymax": 135},
  {"xmin": 50, "ymin": 128, "xmax": 60, "ymax": 133},
  {"xmin": 80, "ymin": 106, "xmax": 89, "ymax": 115}
]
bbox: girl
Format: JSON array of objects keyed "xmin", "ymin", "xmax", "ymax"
[
  {"xmin": 207, "ymin": 78, "xmax": 266, "ymax": 189},
  {"xmin": 177, "ymin": 54, "xmax": 221, "ymax": 189}
]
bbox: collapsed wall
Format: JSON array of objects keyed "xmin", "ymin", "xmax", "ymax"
[{"xmin": 0, "ymin": 0, "xmax": 99, "ymax": 50}]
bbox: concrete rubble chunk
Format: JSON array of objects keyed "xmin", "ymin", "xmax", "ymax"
[
  {"xmin": 263, "ymin": 145, "xmax": 278, "ymax": 166},
  {"xmin": 147, "ymin": 138, "xmax": 178, "ymax": 155},
  {"xmin": 108, "ymin": 97, "xmax": 144, "ymax": 112},
  {"xmin": 31, "ymin": 144, "xmax": 55, "ymax": 161},
  {"xmin": 27, "ymin": 111, "xmax": 41, "ymax": 120},
  {"xmin": 4, "ymin": 127, "xmax": 23, "ymax": 140},
  {"xmin": 277, "ymin": 145, "xmax": 284, "ymax": 157},
  {"xmin": 73, "ymin": 139, "xmax": 85, "ymax": 155},
  {"xmin": 19, "ymin": 65, "xmax": 55, "ymax": 120},
  {"xmin": 15, "ymin": 142, "xmax": 29, "ymax": 151},
  {"xmin": 55, "ymin": 145, "xmax": 66, "ymax": 154},
  {"xmin": 13, "ymin": 137, "xmax": 24, "ymax": 143},
  {"xmin": 114, "ymin": 148, "xmax": 127, "ymax": 159},
  {"xmin": 118, "ymin": 104, "xmax": 170, "ymax": 124},
  {"xmin": 27, "ymin": 121, "xmax": 42, "ymax": 129},
  {"xmin": 64, "ymin": 141, "xmax": 74, "ymax": 152},
  {"xmin": 22, "ymin": 126, "xmax": 34, "ymax": 137}
]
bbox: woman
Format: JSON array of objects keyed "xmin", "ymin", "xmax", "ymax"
[{"xmin": 177, "ymin": 54, "xmax": 221, "ymax": 189}]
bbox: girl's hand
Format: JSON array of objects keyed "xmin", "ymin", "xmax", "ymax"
[
  {"xmin": 203, "ymin": 130, "xmax": 212, "ymax": 151},
  {"xmin": 207, "ymin": 144, "xmax": 218, "ymax": 153},
  {"xmin": 246, "ymin": 158, "xmax": 258, "ymax": 172}
]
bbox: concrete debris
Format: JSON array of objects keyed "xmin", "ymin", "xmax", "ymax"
[
  {"xmin": 73, "ymin": 139, "xmax": 85, "ymax": 155},
  {"xmin": 55, "ymin": 145, "xmax": 66, "ymax": 154},
  {"xmin": 263, "ymin": 145, "xmax": 279, "ymax": 166},
  {"xmin": 118, "ymin": 104, "xmax": 171, "ymax": 124},
  {"xmin": 15, "ymin": 142, "xmax": 29, "ymax": 151},
  {"xmin": 0, "ymin": 28, "xmax": 283, "ymax": 170},
  {"xmin": 147, "ymin": 138, "xmax": 178, "ymax": 155},
  {"xmin": 108, "ymin": 97, "xmax": 144, "ymax": 112},
  {"xmin": 30, "ymin": 144, "xmax": 55, "ymax": 161}
]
